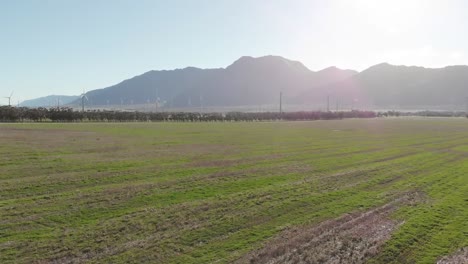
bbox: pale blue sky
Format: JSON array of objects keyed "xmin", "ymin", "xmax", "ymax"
[{"xmin": 1, "ymin": 0, "xmax": 467, "ymax": 102}]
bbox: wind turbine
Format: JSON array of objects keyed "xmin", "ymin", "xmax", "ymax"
[
  {"xmin": 80, "ymin": 90, "xmax": 88, "ymax": 112},
  {"xmin": 155, "ymin": 97, "xmax": 161, "ymax": 111},
  {"xmin": 4, "ymin": 91, "xmax": 13, "ymax": 106}
]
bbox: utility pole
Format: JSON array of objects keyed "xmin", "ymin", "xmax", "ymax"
[
  {"xmin": 280, "ymin": 91, "xmax": 283, "ymax": 114},
  {"xmin": 199, "ymin": 92, "xmax": 203, "ymax": 113},
  {"xmin": 465, "ymin": 96, "xmax": 468, "ymax": 114},
  {"xmin": 327, "ymin": 95, "xmax": 330, "ymax": 112}
]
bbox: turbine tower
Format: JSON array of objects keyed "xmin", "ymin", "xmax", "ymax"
[
  {"xmin": 155, "ymin": 87, "xmax": 159, "ymax": 111},
  {"xmin": 80, "ymin": 90, "xmax": 88, "ymax": 112},
  {"xmin": 4, "ymin": 91, "xmax": 13, "ymax": 106}
]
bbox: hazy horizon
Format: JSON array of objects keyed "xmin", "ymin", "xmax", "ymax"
[{"xmin": 1, "ymin": 0, "xmax": 468, "ymax": 102}]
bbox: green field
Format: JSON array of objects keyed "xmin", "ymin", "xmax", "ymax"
[{"xmin": 1, "ymin": 119, "xmax": 467, "ymax": 263}]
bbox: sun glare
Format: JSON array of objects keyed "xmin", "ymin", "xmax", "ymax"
[{"xmin": 352, "ymin": 0, "xmax": 428, "ymax": 34}]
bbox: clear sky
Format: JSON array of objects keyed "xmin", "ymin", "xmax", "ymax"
[{"xmin": 1, "ymin": 0, "xmax": 467, "ymax": 102}]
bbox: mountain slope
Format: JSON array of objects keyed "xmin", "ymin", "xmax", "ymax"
[
  {"xmin": 70, "ymin": 56, "xmax": 468, "ymax": 110},
  {"xmin": 21, "ymin": 95, "xmax": 79, "ymax": 107},
  {"xmin": 299, "ymin": 63, "xmax": 468, "ymax": 109},
  {"xmin": 72, "ymin": 56, "xmax": 356, "ymax": 108}
]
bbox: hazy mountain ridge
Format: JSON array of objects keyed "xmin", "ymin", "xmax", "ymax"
[
  {"xmin": 60, "ymin": 56, "xmax": 468, "ymax": 110},
  {"xmin": 20, "ymin": 95, "xmax": 79, "ymax": 107},
  {"xmin": 71, "ymin": 55, "xmax": 356, "ymax": 108},
  {"xmin": 307, "ymin": 63, "xmax": 468, "ymax": 109}
]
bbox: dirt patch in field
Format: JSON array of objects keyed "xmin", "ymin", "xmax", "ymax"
[
  {"xmin": 437, "ymin": 248, "xmax": 468, "ymax": 264},
  {"xmin": 237, "ymin": 192, "xmax": 424, "ymax": 264}
]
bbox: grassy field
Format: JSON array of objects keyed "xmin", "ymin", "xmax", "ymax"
[{"xmin": 1, "ymin": 118, "xmax": 467, "ymax": 263}]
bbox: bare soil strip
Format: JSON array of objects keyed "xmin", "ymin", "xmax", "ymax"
[
  {"xmin": 237, "ymin": 192, "xmax": 424, "ymax": 264},
  {"xmin": 437, "ymin": 248, "xmax": 468, "ymax": 264}
]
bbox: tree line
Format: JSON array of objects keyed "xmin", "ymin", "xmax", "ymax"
[
  {"xmin": 0, "ymin": 106, "xmax": 379, "ymax": 122},
  {"xmin": 378, "ymin": 110, "xmax": 468, "ymax": 118}
]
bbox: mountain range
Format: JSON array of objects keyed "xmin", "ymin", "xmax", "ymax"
[
  {"xmin": 305, "ymin": 63, "xmax": 468, "ymax": 110},
  {"xmin": 20, "ymin": 95, "xmax": 79, "ymax": 108},
  {"xmin": 73, "ymin": 56, "xmax": 356, "ymax": 109},
  {"xmin": 38, "ymin": 56, "xmax": 468, "ymax": 110}
]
